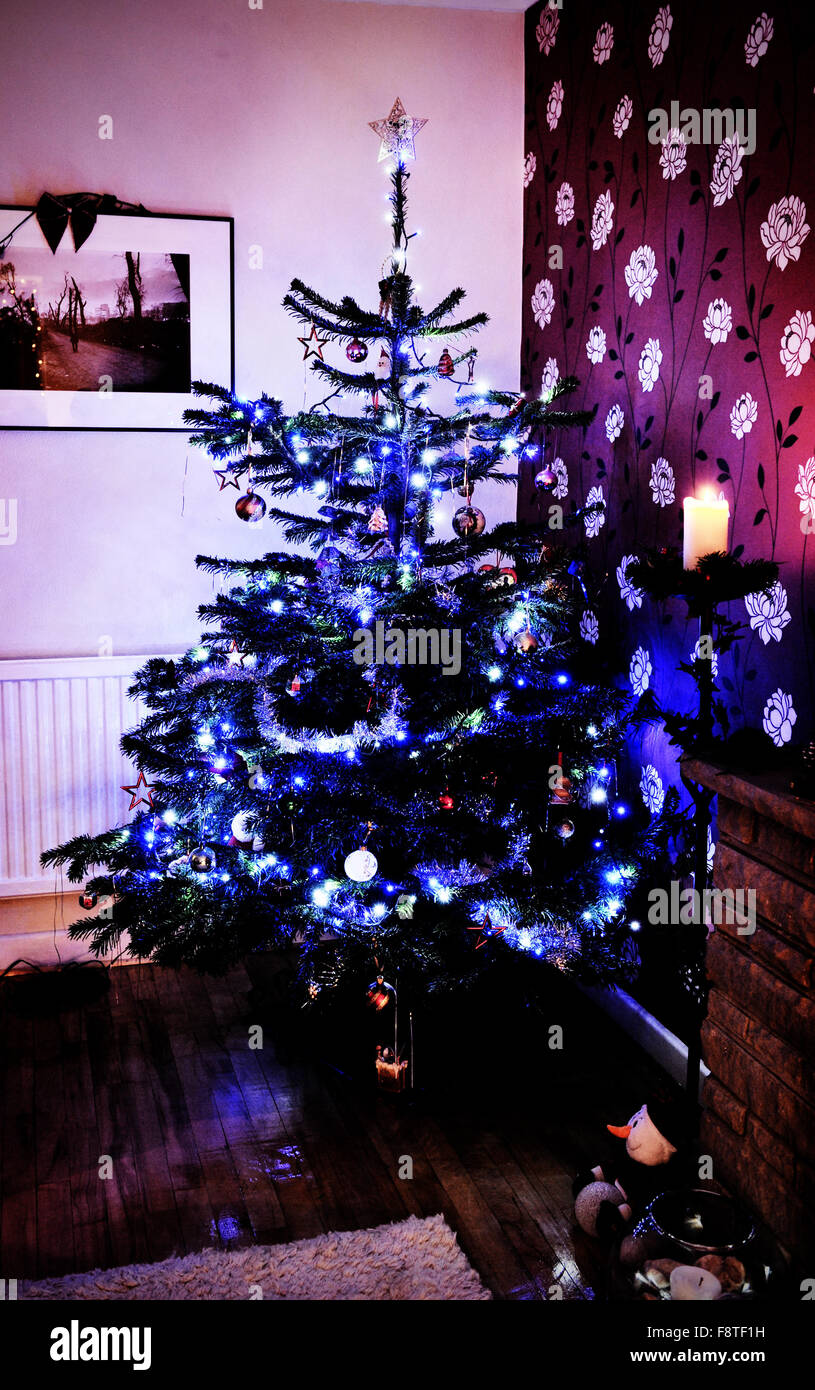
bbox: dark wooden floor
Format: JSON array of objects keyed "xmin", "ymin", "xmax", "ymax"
[{"xmin": 0, "ymin": 960, "xmax": 674, "ymax": 1299}]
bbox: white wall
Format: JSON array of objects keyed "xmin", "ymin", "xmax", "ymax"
[{"xmin": 0, "ymin": 0, "xmax": 524, "ymax": 661}]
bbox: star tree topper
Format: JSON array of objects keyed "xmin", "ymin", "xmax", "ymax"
[{"xmin": 369, "ymin": 97, "xmax": 427, "ymax": 163}]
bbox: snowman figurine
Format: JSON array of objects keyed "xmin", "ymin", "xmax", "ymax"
[{"xmin": 572, "ymin": 1101, "xmax": 684, "ymax": 1240}]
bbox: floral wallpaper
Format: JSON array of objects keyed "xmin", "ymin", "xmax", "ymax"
[{"xmin": 520, "ymin": 0, "xmax": 815, "ymax": 824}]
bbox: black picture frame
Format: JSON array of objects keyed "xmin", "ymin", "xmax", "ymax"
[{"xmin": 0, "ymin": 206, "xmax": 234, "ymax": 431}]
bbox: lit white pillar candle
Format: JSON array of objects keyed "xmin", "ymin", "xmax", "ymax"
[
  {"xmin": 670, "ymin": 1264, "xmax": 722, "ymax": 1301},
  {"xmin": 683, "ymin": 490, "xmax": 730, "ymax": 570}
]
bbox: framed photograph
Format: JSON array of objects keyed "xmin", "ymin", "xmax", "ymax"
[{"xmin": 0, "ymin": 207, "xmax": 233, "ymax": 430}]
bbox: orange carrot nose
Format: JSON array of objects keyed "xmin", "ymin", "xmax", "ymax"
[{"xmin": 607, "ymin": 1124, "xmax": 632, "ymax": 1139}]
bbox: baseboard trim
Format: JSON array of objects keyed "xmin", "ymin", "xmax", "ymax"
[{"xmin": 579, "ymin": 983, "xmax": 709, "ymax": 1099}]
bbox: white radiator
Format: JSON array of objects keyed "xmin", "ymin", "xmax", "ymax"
[{"xmin": 0, "ymin": 654, "xmax": 177, "ymax": 898}]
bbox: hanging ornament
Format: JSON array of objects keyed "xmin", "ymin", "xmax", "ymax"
[
  {"xmin": 534, "ymin": 467, "xmax": 558, "ymax": 494},
  {"xmin": 550, "ymin": 753, "xmax": 573, "ymax": 804},
  {"xmin": 378, "ymin": 280, "xmax": 393, "ymax": 320},
  {"xmin": 287, "ymin": 674, "xmax": 301, "ymax": 696},
  {"xmin": 167, "ymin": 855, "xmax": 191, "ymax": 877},
  {"xmin": 452, "ymin": 505, "xmax": 486, "ymax": 538},
  {"xmin": 478, "ymin": 564, "xmax": 516, "ymax": 590},
  {"xmin": 79, "ymin": 890, "xmax": 97, "ymax": 910},
  {"xmin": 366, "ymin": 974, "xmax": 396, "ymax": 1011},
  {"xmin": 316, "ymin": 544, "xmax": 342, "ymax": 575},
  {"xmin": 467, "ymin": 913, "xmax": 506, "ymax": 950},
  {"xmin": 346, "ymin": 338, "xmax": 368, "ymax": 363},
  {"xmin": 375, "ymin": 346, "xmax": 391, "ymax": 380},
  {"xmin": 229, "ymin": 811, "xmax": 264, "ymax": 851},
  {"xmin": 297, "ymin": 322, "xmax": 330, "ymax": 361},
  {"xmin": 229, "ymin": 812, "xmax": 252, "ymax": 848},
  {"xmin": 121, "ymin": 770, "xmax": 157, "ymax": 811},
  {"xmin": 375, "ymin": 1044, "xmax": 409, "ymax": 1092},
  {"xmin": 235, "ymin": 490, "xmax": 266, "ymax": 524},
  {"xmin": 225, "ymin": 639, "xmax": 256, "ymax": 670},
  {"xmin": 213, "ymin": 466, "xmax": 241, "ymax": 492},
  {"xmin": 189, "ymin": 846, "xmax": 216, "ymax": 874},
  {"xmin": 368, "ymin": 96, "xmax": 428, "ymax": 164},
  {"xmin": 482, "ymin": 566, "xmax": 517, "ymax": 587},
  {"xmin": 438, "ymin": 789, "xmax": 455, "ymax": 811},
  {"xmin": 437, "ymin": 348, "xmax": 455, "ymax": 379},
  {"xmin": 344, "ymin": 847, "xmax": 378, "ymax": 882},
  {"xmin": 514, "ymin": 628, "xmax": 539, "ymax": 653},
  {"xmin": 555, "ymin": 819, "xmax": 576, "ymax": 840},
  {"xmin": 395, "ymin": 893, "xmax": 415, "ymax": 920},
  {"xmin": 456, "ymin": 483, "xmax": 473, "ymax": 499},
  {"xmin": 367, "ymin": 505, "xmax": 388, "ymax": 534}
]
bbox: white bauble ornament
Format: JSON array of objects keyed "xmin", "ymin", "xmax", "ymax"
[
  {"xmin": 344, "ymin": 847, "xmax": 378, "ymax": 882},
  {"xmin": 231, "ymin": 810, "xmax": 264, "ymax": 851},
  {"xmin": 231, "ymin": 811, "xmax": 253, "ymax": 845}
]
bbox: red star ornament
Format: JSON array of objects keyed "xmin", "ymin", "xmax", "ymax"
[
  {"xmin": 213, "ymin": 467, "xmax": 241, "ymax": 491},
  {"xmin": 298, "ymin": 323, "xmax": 330, "ymax": 362},
  {"xmin": 467, "ymin": 913, "xmax": 505, "ymax": 950},
  {"xmin": 121, "ymin": 770, "xmax": 157, "ymax": 811}
]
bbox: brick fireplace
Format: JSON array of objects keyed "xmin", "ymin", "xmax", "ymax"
[{"xmin": 683, "ymin": 757, "xmax": 815, "ymax": 1268}]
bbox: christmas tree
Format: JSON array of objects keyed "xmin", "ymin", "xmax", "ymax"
[{"xmin": 44, "ymin": 100, "xmax": 673, "ymax": 1003}]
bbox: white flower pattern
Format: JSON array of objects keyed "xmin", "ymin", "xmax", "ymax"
[
  {"xmin": 794, "ymin": 456, "xmax": 815, "ymax": 523},
  {"xmin": 586, "ymin": 326, "xmax": 607, "ymax": 364},
  {"xmin": 551, "ymin": 456, "xmax": 568, "ymax": 500},
  {"xmin": 691, "ymin": 637, "xmax": 719, "ymax": 677},
  {"xmin": 584, "ymin": 485, "xmax": 605, "ymax": 538},
  {"xmin": 730, "ymin": 393, "xmax": 758, "ymax": 438},
  {"xmin": 650, "ymin": 455, "xmax": 675, "ymax": 507},
  {"xmin": 536, "ymin": 5, "xmax": 560, "ymax": 55},
  {"xmin": 541, "ymin": 356, "xmax": 560, "ymax": 397},
  {"xmin": 591, "ymin": 190, "xmax": 615, "ymax": 251},
  {"xmin": 710, "ymin": 134, "xmax": 744, "ymax": 207},
  {"xmin": 648, "ymin": 5, "xmax": 673, "ymax": 68},
  {"xmin": 763, "ymin": 688, "xmax": 796, "ymax": 747},
  {"xmin": 531, "ymin": 278, "xmax": 555, "ymax": 329},
  {"xmin": 630, "ymin": 647, "xmax": 653, "ymax": 697},
  {"xmin": 617, "ymin": 555, "xmax": 644, "ymax": 611},
  {"xmin": 521, "ymin": 5, "xmax": 808, "ymax": 759},
  {"xmin": 593, "ymin": 22, "xmax": 614, "ymax": 64},
  {"xmin": 605, "ymin": 404, "xmax": 625, "ymax": 441},
  {"xmin": 613, "ymin": 95, "xmax": 633, "ymax": 138},
  {"xmin": 745, "ymin": 12, "xmax": 774, "ymax": 67},
  {"xmin": 555, "ymin": 181, "xmax": 575, "ymax": 226},
  {"xmin": 546, "ymin": 80, "xmax": 564, "ymax": 133},
  {"xmin": 760, "ymin": 195, "xmax": 810, "ymax": 271},
  {"xmin": 638, "ymin": 337, "xmax": 663, "ymax": 392},
  {"xmin": 703, "ymin": 298, "xmax": 733, "ymax": 345},
  {"xmin": 625, "ymin": 244, "xmax": 659, "ymax": 306},
  {"xmin": 745, "ymin": 581, "xmax": 791, "ymax": 644},
  {"xmin": 640, "ymin": 764, "xmax": 665, "ymax": 814},
  {"xmin": 780, "ymin": 310, "xmax": 815, "ymax": 377},
  {"xmin": 659, "ymin": 128, "xmax": 687, "ymax": 180}
]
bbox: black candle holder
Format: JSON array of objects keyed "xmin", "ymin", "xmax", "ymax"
[{"xmin": 624, "ymin": 550, "xmax": 779, "ymax": 1105}]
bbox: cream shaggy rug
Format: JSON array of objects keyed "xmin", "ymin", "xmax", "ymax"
[{"xmin": 21, "ymin": 1213, "xmax": 491, "ymax": 1301}]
